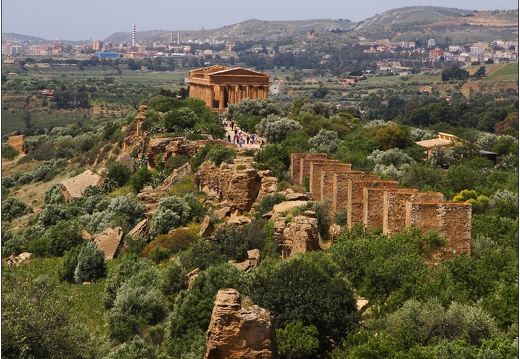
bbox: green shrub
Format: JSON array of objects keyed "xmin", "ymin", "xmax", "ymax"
[
  {"xmin": 276, "ymin": 322, "xmax": 320, "ymax": 359},
  {"xmin": 255, "ymin": 192, "xmax": 286, "ymax": 218},
  {"xmin": 143, "ymin": 227, "xmax": 199, "ymax": 258},
  {"xmin": 160, "ymin": 261, "xmax": 186, "ymax": 296},
  {"xmin": 107, "ymin": 266, "xmax": 166, "ymax": 342},
  {"xmin": 147, "ymin": 246, "xmax": 171, "ymax": 264},
  {"xmin": 149, "ymin": 196, "xmax": 192, "ymax": 238},
  {"xmin": 2, "ymin": 197, "xmax": 33, "ymax": 222},
  {"xmin": 74, "ymin": 241, "xmax": 107, "ymax": 283},
  {"xmin": 2, "ymin": 177, "xmax": 15, "ymax": 188},
  {"xmin": 44, "ymin": 183, "xmax": 65, "ymax": 205},
  {"xmin": 58, "ymin": 244, "xmax": 83, "ymax": 283},
  {"xmin": 128, "ymin": 167, "xmax": 152, "ymax": 193},
  {"xmin": 107, "ymin": 161, "xmax": 132, "ymax": 188},
  {"xmin": 44, "ymin": 219, "xmax": 83, "ymax": 257},
  {"xmin": 17, "ymin": 172, "xmax": 33, "ymax": 185},
  {"xmin": 1, "ymin": 143, "xmax": 19, "ymax": 160}
]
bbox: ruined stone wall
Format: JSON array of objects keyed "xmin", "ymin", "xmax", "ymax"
[
  {"xmin": 287, "ymin": 152, "xmax": 472, "ymax": 255},
  {"xmin": 347, "ymin": 180, "xmax": 399, "ymax": 228},
  {"xmin": 299, "ymin": 158, "xmax": 332, "ymax": 186},
  {"xmin": 7, "ymin": 135, "xmax": 25, "ymax": 154},
  {"xmin": 321, "ymin": 170, "xmax": 356, "ymax": 211},
  {"xmin": 383, "ymin": 191, "xmax": 445, "ymax": 236},
  {"xmin": 332, "ymin": 172, "xmax": 379, "ymax": 214},
  {"xmin": 406, "ymin": 201, "xmax": 472, "ymax": 255},
  {"xmin": 363, "ymin": 188, "xmax": 417, "ymax": 229},
  {"xmin": 290, "ymin": 153, "xmax": 327, "ymax": 184},
  {"xmin": 309, "ymin": 161, "xmax": 350, "ymax": 200}
]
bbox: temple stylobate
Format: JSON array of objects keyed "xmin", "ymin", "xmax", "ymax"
[{"xmin": 188, "ymin": 65, "xmax": 270, "ymax": 112}]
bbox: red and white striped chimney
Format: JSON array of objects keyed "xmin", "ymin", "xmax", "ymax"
[{"xmin": 132, "ymin": 24, "xmax": 136, "ymax": 47}]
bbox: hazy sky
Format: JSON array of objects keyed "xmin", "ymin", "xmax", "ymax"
[{"xmin": 2, "ymin": 0, "xmax": 518, "ymax": 41}]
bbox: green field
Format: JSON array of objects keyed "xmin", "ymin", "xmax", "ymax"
[{"xmin": 1, "ymin": 109, "xmax": 94, "ymax": 136}]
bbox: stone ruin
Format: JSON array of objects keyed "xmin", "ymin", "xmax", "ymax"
[
  {"xmin": 7, "ymin": 135, "xmax": 25, "ymax": 155},
  {"xmin": 290, "ymin": 153, "xmax": 472, "ymax": 257},
  {"xmin": 205, "ymin": 288, "xmax": 278, "ymax": 359}
]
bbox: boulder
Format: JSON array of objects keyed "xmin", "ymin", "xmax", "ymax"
[
  {"xmin": 199, "ymin": 216, "xmax": 215, "ymax": 237},
  {"xmin": 214, "ymin": 206, "xmax": 231, "ymax": 220},
  {"xmin": 205, "ymin": 288, "xmax": 278, "ymax": 359},
  {"xmin": 274, "ymin": 211, "xmax": 320, "ymax": 259},
  {"xmin": 93, "ymin": 227, "xmax": 124, "ymax": 259},
  {"xmin": 271, "ymin": 200, "xmax": 309, "ymax": 220},
  {"xmin": 227, "ymin": 215, "xmax": 252, "ymax": 226},
  {"xmin": 159, "ymin": 162, "xmax": 192, "ymax": 191},
  {"xmin": 5, "ymin": 252, "xmax": 32, "ymax": 266},
  {"xmin": 60, "ymin": 170, "xmax": 103, "ymax": 203},
  {"xmin": 127, "ymin": 218, "xmax": 149, "ymax": 240},
  {"xmin": 117, "ymin": 153, "xmax": 135, "ymax": 173},
  {"xmin": 230, "ymin": 249, "xmax": 261, "ymax": 272},
  {"xmin": 185, "ymin": 268, "xmax": 200, "ymax": 289}
]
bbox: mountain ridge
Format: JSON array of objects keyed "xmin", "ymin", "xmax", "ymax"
[{"xmin": 2, "ymin": 6, "xmax": 518, "ymax": 44}]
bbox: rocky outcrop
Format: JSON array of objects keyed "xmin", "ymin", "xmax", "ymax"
[
  {"xmin": 270, "ymin": 200, "xmax": 309, "ymax": 220},
  {"xmin": 230, "ymin": 249, "xmax": 261, "ymax": 272},
  {"xmin": 60, "ymin": 170, "xmax": 104, "ymax": 203},
  {"xmin": 117, "ymin": 153, "xmax": 135, "ymax": 173},
  {"xmin": 5, "ymin": 252, "xmax": 32, "ymax": 266},
  {"xmin": 185, "ymin": 268, "xmax": 200, "ymax": 288},
  {"xmin": 159, "ymin": 162, "xmax": 192, "ymax": 191},
  {"xmin": 199, "ymin": 216, "xmax": 215, "ymax": 237},
  {"xmin": 274, "ymin": 210, "xmax": 320, "ymax": 259},
  {"xmin": 147, "ymin": 137, "xmax": 199, "ymax": 169},
  {"xmin": 205, "ymin": 288, "xmax": 278, "ymax": 359},
  {"xmin": 127, "ymin": 218, "xmax": 149, "ymax": 240},
  {"xmin": 92, "ymin": 227, "xmax": 124, "ymax": 259},
  {"xmin": 136, "ymin": 186, "xmax": 163, "ymax": 215},
  {"xmin": 197, "ymin": 160, "xmax": 272, "ymax": 214}
]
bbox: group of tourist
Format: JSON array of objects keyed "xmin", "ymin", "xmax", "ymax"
[{"xmin": 224, "ymin": 120, "xmax": 263, "ymax": 148}]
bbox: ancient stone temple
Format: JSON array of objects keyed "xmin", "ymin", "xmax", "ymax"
[{"xmin": 188, "ymin": 65, "xmax": 270, "ymax": 111}]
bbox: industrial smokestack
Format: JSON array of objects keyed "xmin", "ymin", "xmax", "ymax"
[
  {"xmin": 178, "ymin": 31, "xmax": 181, "ymax": 45},
  {"xmin": 132, "ymin": 24, "xmax": 136, "ymax": 47}
]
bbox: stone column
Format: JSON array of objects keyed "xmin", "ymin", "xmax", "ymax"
[{"xmin": 219, "ymin": 86, "xmax": 225, "ymax": 110}]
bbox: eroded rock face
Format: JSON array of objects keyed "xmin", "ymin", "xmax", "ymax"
[
  {"xmin": 274, "ymin": 211, "xmax": 320, "ymax": 259},
  {"xmin": 197, "ymin": 161, "xmax": 273, "ymax": 214},
  {"xmin": 159, "ymin": 162, "xmax": 192, "ymax": 191},
  {"xmin": 205, "ymin": 288, "xmax": 278, "ymax": 359},
  {"xmin": 147, "ymin": 137, "xmax": 199, "ymax": 170}
]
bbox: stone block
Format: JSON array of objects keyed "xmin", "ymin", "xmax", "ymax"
[
  {"xmin": 291, "ymin": 153, "xmax": 327, "ymax": 184},
  {"xmin": 405, "ymin": 201, "xmax": 471, "ymax": 255},
  {"xmin": 309, "ymin": 161, "xmax": 350, "ymax": 200},
  {"xmin": 322, "ymin": 170, "xmax": 355, "ymax": 212},
  {"xmin": 347, "ymin": 180, "xmax": 399, "ymax": 228},
  {"xmin": 363, "ymin": 187, "xmax": 417, "ymax": 229},
  {"xmin": 299, "ymin": 157, "xmax": 332, "ymax": 186},
  {"xmin": 332, "ymin": 172, "xmax": 379, "ymax": 214},
  {"xmin": 383, "ymin": 191, "xmax": 445, "ymax": 236},
  {"xmin": 7, "ymin": 135, "xmax": 25, "ymax": 155}
]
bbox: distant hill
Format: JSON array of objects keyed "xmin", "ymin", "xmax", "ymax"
[
  {"xmin": 3, "ymin": 6, "xmax": 518, "ymax": 44},
  {"xmin": 104, "ymin": 18, "xmax": 355, "ymax": 44},
  {"xmin": 2, "ymin": 33, "xmax": 48, "ymax": 43}
]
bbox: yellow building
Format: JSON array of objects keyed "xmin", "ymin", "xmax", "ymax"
[{"xmin": 188, "ymin": 65, "xmax": 270, "ymax": 111}]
